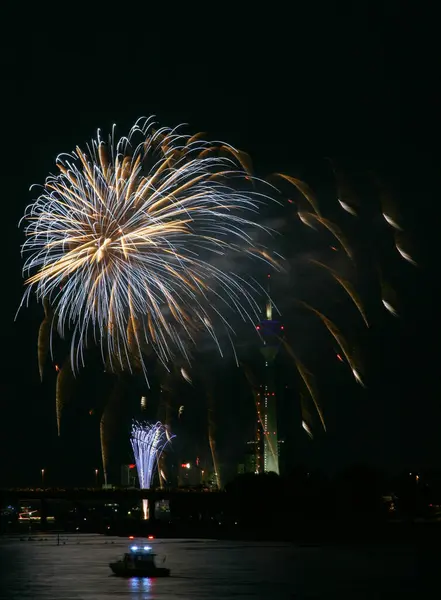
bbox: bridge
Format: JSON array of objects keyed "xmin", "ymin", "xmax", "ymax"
[
  {"xmin": 0, "ymin": 488, "xmax": 226, "ymax": 524},
  {"xmin": 0, "ymin": 488, "xmax": 223, "ymax": 502}
]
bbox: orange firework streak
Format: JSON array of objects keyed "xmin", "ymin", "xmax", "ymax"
[
  {"xmin": 100, "ymin": 376, "xmax": 125, "ymax": 487},
  {"xmin": 55, "ymin": 356, "xmax": 74, "ymax": 437}
]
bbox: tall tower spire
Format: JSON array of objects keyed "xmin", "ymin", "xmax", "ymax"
[
  {"xmin": 256, "ymin": 274, "xmax": 280, "ymax": 475},
  {"xmin": 265, "ymin": 274, "xmax": 273, "ymax": 320},
  {"xmin": 266, "ymin": 299, "xmax": 273, "ymax": 321}
]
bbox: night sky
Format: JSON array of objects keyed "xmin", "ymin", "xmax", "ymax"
[{"xmin": 1, "ymin": 5, "xmax": 439, "ymax": 486}]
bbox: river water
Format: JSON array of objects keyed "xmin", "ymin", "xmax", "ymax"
[{"xmin": 0, "ymin": 534, "xmax": 438, "ymax": 598}]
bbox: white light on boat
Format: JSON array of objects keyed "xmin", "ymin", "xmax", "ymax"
[
  {"xmin": 144, "ymin": 546, "xmax": 152, "ymax": 551},
  {"xmin": 131, "ymin": 546, "xmax": 138, "ymax": 551}
]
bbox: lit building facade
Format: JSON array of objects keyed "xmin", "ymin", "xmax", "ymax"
[
  {"xmin": 238, "ymin": 440, "xmax": 259, "ymax": 474},
  {"xmin": 121, "ymin": 463, "xmax": 137, "ymax": 487},
  {"xmin": 178, "ymin": 462, "xmax": 202, "ymax": 487},
  {"xmin": 255, "ymin": 282, "xmax": 283, "ymax": 475}
]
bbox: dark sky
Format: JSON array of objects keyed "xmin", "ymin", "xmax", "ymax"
[{"xmin": 1, "ymin": 4, "xmax": 439, "ymax": 486}]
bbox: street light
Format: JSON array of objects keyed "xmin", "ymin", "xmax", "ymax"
[
  {"xmin": 95, "ymin": 469, "xmax": 99, "ymax": 487},
  {"xmin": 41, "ymin": 469, "xmax": 45, "ymax": 487}
]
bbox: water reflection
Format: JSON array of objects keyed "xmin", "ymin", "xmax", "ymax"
[
  {"xmin": 0, "ymin": 534, "xmax": 438, "ymax": 598},
  {"xmin": 129, "ymin": 576, "xmax": 153, "ymax": 597}
]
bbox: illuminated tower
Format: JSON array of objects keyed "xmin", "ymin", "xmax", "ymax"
[{"xmin": 256, "ymin": 277, "xmax": 282, "ymax": 474}]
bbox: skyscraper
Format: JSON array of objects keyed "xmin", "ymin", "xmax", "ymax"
[{"xmin": 255, "ymin": 277, "xmax": 283, "ymax": 474}]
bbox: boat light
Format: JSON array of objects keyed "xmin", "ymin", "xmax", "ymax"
[
  {"xmin": 131, "ymin": 546, "xmax": 138, "ymax": 551},
  {"xmin": 143, "ymin": 546, "xmax": 152, "ymax": 551}
]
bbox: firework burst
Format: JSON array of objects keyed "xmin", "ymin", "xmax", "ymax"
[
  {"xmin": 131, "ymin": 420, "xmax": 175, "ymax": 489},
  {"xmin": 131, "ymin": 420, "xmax": 175, "ymax": 518},
  {"xmin": 19, "ymin": 117, "xmax": 279, "ymax": 378}
]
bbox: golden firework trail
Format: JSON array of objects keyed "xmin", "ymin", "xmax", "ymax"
[
  {"xmin": 302, "ymin": 420, "xmax": 314, "ymax": 439},
  {"xmin": 309, "ymin": 259, "xmax": 369, "ymax": 327},
  {"xmin": 156, "ymin": 366, "xmax": 174, "ymax": 492},
  {"xmin": 326, "ymin": 159, "xmax": 359, "ymax": 216},
  {"xmin": 382, "ymin": 299, "xmax": 398, "ymax": 317},
  {"xmin": 273, "ymin": 173, "xmax": 321, "ymax": 215},
  {"xmin": 305, "ymin": 213, "xmax": 353, "ymax": 259},
  {"xmin": 380, "ymin": 277, "xmax": 399, "ymax": 317},
  {"xmin": 280, "ymin": 339, "xmax": 326, "ymax": 432},
  {"xmin": 300, "ymin": 394, "xmax": 314, "ymax": 439},
  {"xmin": 337, "ymin": 198, "xmax": 357, "ymax": 216},
  {"xmin": 19, "ymin": 117, "xmax": 279, "ymax": 378},
  {"xmin": 180, "ymin": 367, "xmax": 192, "ymax": 384},
  {"xmin": 297, "ymin": 301, "xmax": 364, "ymax": 387},
  {"xmin": 37, "ymin": 297, "xmax": 52, "ymax": 381},
  {"xmin": 379, "ymin": 187, "xmax": 402, "ymax": 231},
  {"xmin": 55, "ymin": 356, "xmax": 74, "ymax": 436},
  {"xmin": 383, "ymin": 213, "xmax": 402, "ymax": 230},
  {"xmin": 100, "ymin": 376, "xmax": 124, "ymax": 486},
  {"xmin": 278, "ymin": 166, "xmax": 412, "ymax": 440},
  {"xmin": 394, "ymin": 232, "xmax": 417, "ymax": 266}
]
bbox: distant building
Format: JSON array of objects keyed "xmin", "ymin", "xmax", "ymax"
[
  {"xmin": 238, "ymin": 440, "xmax": 259, "ymax": 474},
  {"xmin": 278, "ymin": 439, "xmax": 285, "ymax": 457},
  {"xmin": 154, "ymin": 499, "xmax": 171, "ymax": 520},
  {"xmin": 204, "ymin": 471, "xmax": 220, "ymax": 490},
  {"xmin": 121, "ymin": 464, "xmax": 137, "ymax": 487},
  {"xmin": 178, "ymin": 462, "xmax": 202, "ymax": 487}
]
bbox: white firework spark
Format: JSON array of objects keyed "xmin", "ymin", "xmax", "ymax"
[
  {"xmin": 19, "ymin": 117, "xmax": 279, "ymax": 377},
  {"xmin": 130, "ymin": 420, "xmax": 174, "ymax": 490},
  {"xmin": 130, "ymin": 420, "xmax": 175, "ymax": 519}
]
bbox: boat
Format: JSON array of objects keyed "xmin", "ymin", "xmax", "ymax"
[{"xmin": 109, "ymin": 543, "xmax": 170, "ymax": 577}]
